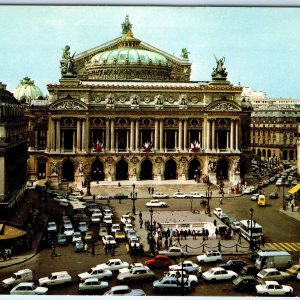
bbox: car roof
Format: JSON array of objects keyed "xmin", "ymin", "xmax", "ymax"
[
  {"xmin": 261, "ymin": 268, "xmax": 277, "ymax": 272},
  {"xmin": 84, "ymin": 277, "xmax": 99, "ymax": 282},
  {"xmin": 111, "ymin": 285, "xmax": 129, "ymax": 291},
  {"xmin": 265, "ymin": 281, "xmax": 279, "ymax": 285},
  {"xmin": 210, "ymin": 267, "xmax": 225, "ymax": 271}
]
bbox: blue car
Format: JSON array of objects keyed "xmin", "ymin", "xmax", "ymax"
[
  {"xmin": 75, "ymin": 240, "xmax": 84, "ymax": 253},
  {"xmin": 57, "ymin": 233, "xmax": 67, "ymax": 245}
]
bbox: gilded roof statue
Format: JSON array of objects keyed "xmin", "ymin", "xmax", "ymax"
[
  {"xmin": 60, "ymin": 45, "xmax": 77, "ymax": 78},
  {"xmin": 211, "ymin": 55, "xmax": 228, "ymax": 80},
  {"xmin": 181, "ymin": 48, "xmax": 190, "ymax": 59}
]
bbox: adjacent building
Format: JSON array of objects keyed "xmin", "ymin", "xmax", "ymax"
[
  {"xmin": 25, "ymin": 16, "xmax": 253, "ymax": 188},
  {"xmin": 0, "ymin": 82, "xmax": 28, "ymax": 218}
]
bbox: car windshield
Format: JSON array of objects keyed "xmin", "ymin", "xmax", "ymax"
[
  {"xmin": 12, "ymin": 274, "xmax": 17, "ymax": 279},
  {"xmin": 260, "ymin": 270, "xmax": 267, "ymax": 276},
  {"xmin": 290, "ymin": 265, "xmax": 298, "ymax": 271},
  {"xmin": 32, "ymin": 284, "xmax": 37, "ymax": 289}
]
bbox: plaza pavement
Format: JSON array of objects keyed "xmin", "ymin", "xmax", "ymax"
[{"xmin": 1, "ymin": 179, "xmax": 300, "ymax": 268}]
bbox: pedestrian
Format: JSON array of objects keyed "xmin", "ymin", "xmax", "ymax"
[
  {"xmin": 238, "ymin": 232, "xmax": 242, "ymax": 244},
  {"xmin": 192, "ymin": 230, "xmax": 196, "ymax": 240},
  {"xmin": 202, "ymin": 228, "xmax": 205, "ymax": 241},
  {"xmin": 169, "ymin": 236, "xmax": 173, "ymax": 247},
  {"xmin": 93, "ymin": 194, "xmax": 96, "ymax": 201},
  {"xmin": 219, "ymin": 198, "xmax": 223, "ymax": 205},
  {"xmin": 215, "ymin": 228, "xmax": 219, "ymax": 239},
  {"xmin": 176, "ymin": 235, "xmax": 181, "ymax": 246},
  {"xmin": 51, "ymin": 243, "xmax": 57, "ymax": 257},
  {"xmin": 205, "ymin": 229, "xmax": 209, "ymax": 240},
  {"xmin": 84, "ymin": 243, "xmax": 89, "ymax": 253},
  {"xmin": 139, "ymin": 211, "xmax": 142, "ymax": 220},
  {"xmin": 151, "ymin": 187, "xmax": 154, "ymax": 194},
  {"xmin": 148, "ymin": 187, "xmax": 151, "ymax": 194},
  {"xmin": 164, "ymin": 238, "xmax": 169, "ymax": 249},
  {"xmin": 213, "ymin": 219, "xmax": 217, "ymax": 227},
  {"xmin": 291, "ymin": 203, "xmax": 294, "ymax": 212},
  {"xmin": 104, "ymin": 243, "xmax": 108, "ymax": 254},
  {"xmin": 139, "ymin": 218, "xmax": 143, "ymax": 229}
]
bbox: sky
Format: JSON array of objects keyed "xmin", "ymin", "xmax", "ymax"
[{"xmin": 1, "ymin": 6, "xmax": 300, "ymax": 98}]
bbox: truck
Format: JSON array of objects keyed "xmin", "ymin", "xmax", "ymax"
[{"xmin": 255, "ymin": 250, "xmax": 292, "ymax": 270}]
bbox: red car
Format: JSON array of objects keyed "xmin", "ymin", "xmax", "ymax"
[
  {"xmin": 145, "ymin": 255, "xmax": 172, "ymax": 268},
  {"xmin": 258, "ymin": 182, "xmax": 264, "ymax": 188}
]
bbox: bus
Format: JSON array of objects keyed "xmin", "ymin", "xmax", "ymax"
[
  {"xmin": 239, "ymin": 220, "xmax": 263, "ymax": 241},
  {"xmin": 68, "ymin": 201, "xmax": 86, "ymax": 216}
]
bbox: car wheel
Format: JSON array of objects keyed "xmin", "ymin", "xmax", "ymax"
[
  {"xmin": 210, "ymin": 278, "xmax": 216, "ymax": 282},
  {"xmin": 216, "ymin": 259, "xmax": 221, "ymax": 263},
  {"xmin": 199, "ymin": 260, "xmax": 204, "ymax": 264},
  {"xmin": 263, "ymin": 293, "xmax": 268, "ymax": 296},
  {"xmin": 231, "ymin": 276, "xmax": 237, "ymax": 280}
]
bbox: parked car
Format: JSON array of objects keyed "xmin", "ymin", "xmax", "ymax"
[
  {"xmin": 153, "ymin": 276, "xmax": 192, "ymax": 293},
  {"xmin": 230, "ymin": 221, "xmax": 241, "ymax": 232},
  {"xmin": 102, "ymin": 208, "xmax": 113, "ymax": 217},
  {"xmin": 59, "ymin": 199, "xmax": 69, "ymax": 207},
  {"xmin": 213, "ymin": 208, "xmax": 223, "ymax": 217},
  {"xmin": 187, "ymin": 192, "xmax": 205, "ymax": 198},
  {"xmin": 233, "ymin": 275, "xmax": 262, "ymax": 292},
  {"xmin": 250, "ymin": 194, "xmax": 259, "ymax": 201},
  {"xmin": 146, "ymin": 199, "xmax": 168, "ymax": 207},
  {"xmin": 145, "ymin": 255, "xmax": 172, "ymax": 269},
  {"xmin": 114, "ymin": 193, "xmax": 129, "ymax": 200},
  {"xmin": 75, "ymin": 240, "xmax": 84, "ymax": 253},
  {"xmin": 99, "ymin": 227, "xmax": 109, "ymax": 238},
  {"xmin": 72, "ymin": 231, "xmax": 82, "ymax": 244},
  {"xmin": 242, "ymin": 186, "xmax": 256, "ymax": 194},
  {"xmin": 240, "ymin": 265, "xmax": 258, "ymax": 276},
  {"xmin": 286, "ymin": 264, "xmax": 300, "ymax": 277},
  {"xmin": 47, "ymin": 221, "xmax": 57, "ymax": 233},
  {"xmin": 255, "ymin": 280, "xmax": 293, "ymax": 296},
  {"xmin": 57, "ymin": 233, "xmax": 67, "ymax": 245},
  {"xmin": 202, "ymin": 267, "xmax": 238, "ymax": 281},
  {"xmin": 97, "ymin": 259, "xmax": 129, "ymax": 272},
  {"xmin": 158, "ymin": 246, "xmax": 189, "ymax": 258},
  {"xmin": 118, "ymin": 263, "xmax": 144, "ymax": 274},
  {"xmin": 152, "ymin": 192, "xmax": 169, "ymax": 199},
  {"xmin": 115, "ymin": 230, "xmax": 126, "ymax": 241},
  {"xmin": 97, "ymin": 193, "xmax": 110, "ymax": 200},
  {"xmin": 38, "ymin": 271, "xmax": 72, "ymax": 287},
  {"xmin": 91, "ymin": 213, "xmax": 102, "ymax": 224},
  {"xmin": 120, "ymin": 215, "xmax": 131, "ymax": 224},
  {"xmin": 169, "ymin": 260, "xmax": 201, "ymax": 274},
  {"xmin": 10, "ymin": 282, "xmax": 48, "ymax": 295},
  {"xmin": 126, "ymin": 229, "xmax": 137, "ymax": 240},
  {"xmin": 102, "ymin": 235, "xmax": 116, "ymax": 245},
  {"xmin": 117, "ymin": 266, "xmax": 156, "ymax": 282},
  {"xmin": 218, "ymin": 260, "xmax": 246, "ymax": 272},
  {"xmin": 166, "ymin": 270, "xmax": 199, "ymax": 286},
  {"xmin": 173, "ymin": 192, "xmax": 188, "ymax": 198},
  {"xmin": 269, "ymin": 192, "xmax": 279, "ymax": 199},
  {"xmin": 124, "ymin": 223, "xmax": 134, "ymax": 233},
  {"xmin": 104, "ymin": 285, "xmax": 146, "ymax": 296},
  {"xmin": 103, "ymin": 215, "xmax": 113, "ymax": 225},
  {"xmin": 84, "ymin": 231, "xmax": 94, "ymax": 243},
  {"xmin": 78, "ymin": 222, "xmax": 89, "ymax": 233},
  {"xmin": 257, "ymin": 268, "xmax": 290, "ymax": 282},
  {"xmin": 197, "ymin": 250, "xmax": 222, "ymax": 264},
  {"xmin": 78, "ymin": 278, "xmax": 109, "ymax": 293},
  {"xmin": 78, "ymin": 267, "xmax": 113, "ymax": 281},
  {"xmin": 2, "ymin": 269, "xmax": 33, "ymax": 288}
]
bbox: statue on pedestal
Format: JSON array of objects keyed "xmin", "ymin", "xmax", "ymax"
[
  {"xmin": 60, "ymin": 45, "xmax": 77, "ymax": 77},
  {"xmin": 211, "ymin": 55, "xmax": 228, "ymax": 80}
]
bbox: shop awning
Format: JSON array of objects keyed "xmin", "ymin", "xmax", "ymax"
[{"xmin": 288, "ymin": 183, "xmax": 300, "ymax": 195}]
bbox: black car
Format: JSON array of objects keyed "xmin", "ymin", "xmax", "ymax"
[
  {"xmin": 269, "ymin": 192, "xmax": 278, "ymax": 199},
  {"xmin": 218, "ymin": 260, "xmax": 246, "ymax": 272},
  {"xmin": 114, "ymin": 193, "xmax": 129, "ymax": 200},
  {"xmin": 239, "ymin": 265, "xmax": 258, "ymax": 276},
  {"xmin": 233, "ymin": 275, "xmax": 262, "ymax": 292}
]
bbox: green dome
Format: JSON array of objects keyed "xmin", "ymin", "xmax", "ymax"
[
  {"xmin": 13, "ymin": 76, "xmax": 43, "ymax": 103},
  {"xmin": 90, "ymin": 48, "xmax": 168, "ymax": 66}
]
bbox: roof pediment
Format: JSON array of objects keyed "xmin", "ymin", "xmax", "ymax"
[
  {"xmin": 49, "ymin": 94, "xmax": 88, "ymax": 111},
  {"xmin": 206, "ymin": 98, "xmax": 241, "ymax": 112}
]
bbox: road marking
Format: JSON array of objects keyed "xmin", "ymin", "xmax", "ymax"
[{"xmin": 264, "ymin": 242, "xmax": 300, "ymax": 252}]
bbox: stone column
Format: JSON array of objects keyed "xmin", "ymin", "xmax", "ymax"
[
  {"xmin": 235, "ymin": 119, "xmax": 239, "ymax": 151},
  {"xmin": 76, "ymin": 118, "xmax": 81, "ymax": 152},
  {"xmin": 73, "ymin": 131, "xmax": 76, "ymax": 152},
  {"xmin": 110, "ymin": 118, "xmax": 115, "ymax": 152},
  {"xmin": 230, "ymin": 119, "xmax": 235, "ymax": 151},
  {"xmin": 126, "ymin": 130, "xmax": 129, "ymax": 150},
  {"xmin": 56, "ymin": 118, "xmax": 61, "ymax": 152},
  {"xmin": 35, "ymin": 131, "xmax": 38, "ymax": 150},
  {"xmin": 183, "ymin": 119, "xmax": 188, "ymax": 151},
  {"xmin": 105, "ymin": 119, "xmax": 110, "ymax": 151},
  {"xmin": 227, "ymin": 131, "xmax": 230, "ymax": 150},
  {"xmin": 159, "ymin": 119, "xmax": 163, "ymax": 151},
  {"xmin": 130, "ymin": 119, "xmax": 134, "ymax": 152},
  {"xmin": 135, "ymin": 118, "xmax": 139, "ymax": 151},
  {"xmin": 175, "ymin": 131, "xmax": 178, "ymax": 151},
  {"xmin": 207, "ymin": 119, "xmax": 211, "ymax": 151},
  {"xmin": 154, "ymin": 119, "xmax": 158, "ymax": 150},
  {"xmin": 82, "ymin": 118, "xmax": 85, "ymax": 152},
  {"xmin": 61, "ymin": 131, "xmax": 65, "ymax": 152},
  {"xmin": 51, "ymin": 118, "xmax": 55, "ymax": 152},
  {"xmin": 116, "ymin": 131, "xmax": 119, "ymax": 152},
  {"xmin": 212, "ymin": 119, "xmax": 215, "ymax": 151},
  {"xmin": 178, "ymin": 119, "xmax": 183, "ymax": 151},
  {"xmin": 202, "ymin": 115, "xmax": 207, "ymax": 150}
]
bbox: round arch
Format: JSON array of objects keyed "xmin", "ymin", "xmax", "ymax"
[
  {"xmin": 62, "ymin": 159, "xmax": 75, "ymax": 182},
  {"xmin": 164, "ymin": 159, "xmax": 177, "ymax": 180},
  {"xmin": 188, "ymin": 159, "xmax": 201, "ymax": 180},
  {"xmin": 267, "ymin": 149, "xmax": 271, "ymax": 158},
  {"xmin": 140, "ymin": 160, "xmax": 153, "ymax": 180},
  {"xmin": 282, "ymin": 150, "xmax": 288, "ymax": 160},
  {"xmin": 91, "ymin": 160, "xmax": 104, "ymax": 181},
  {"xmin": 262, "ymin": 149, "xmax": 266, "ymax": 157},
  {"xmin": 116, "ymin": 159, "xmax": 128, "ymax": 181},
  {"xmin": 216, "ymin": 158, "xmax": 228, "ymax": 180},
  {"xmin": 289, "ymin": 150, "xmax": 294, "ymax": 160}
]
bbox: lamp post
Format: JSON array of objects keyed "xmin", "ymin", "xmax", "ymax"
[
  {"xmin": 149, "ymin": 207, "xmax": 153, "ymax": 236},
  {"xmin": 176, "ymin": 252, "xmax": 187, "ymax": 296},
  {"xmin": 85, "ymin": 173, "xmax": 92, "ymax": 196},
  {"xmin": 130, "ymin": 183, "xmax": 137, "ymax": 215},
  {"xmin": 249, "ymin": 208, "xmax": 254, "ymax": 251},
  {"xmin": 282, "ymin": 183, "xmax": 286, "ymax": 210},
  {"xmin": 205, "ymin": 176, "xmax": 212, "ymax": 216},
  {"xmin": 149, "ymin": 207, "xmax": 155, "ymax": 254},
  {"xmin": 218, "ymin": 170, "xmax": 224, "ymax": 196}
]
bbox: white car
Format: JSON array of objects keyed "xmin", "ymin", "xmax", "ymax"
[
  {"xmin": 230, "ymin": 221, "xmax": 241, "ymax": 232},
  {"xmin": 173, "ymin": 192, "xmax": 188, "ymax": 198},
  {"xmin": 117, "ymin": 266, "xmax": 156, "ymax": 282},
  {"xmin": 103, "ymin": 209, "xmax": 113, "ymax": 218},
  {"xmin": 111, "ymin": 223, "xmax": 121, "ymax": 233},
  {"xmin": 47, "ymin": 222, "xmax": 57, "ymax": 233},
  {"xmin": 59, "ymin": 199, "xmax": 69, "ymax": 207},
  {"xmin": 255, "ymin": 280, "xmax": 293, "ymax": 296},
  {"xmin": 158, "ymin": 246, "xmax": 189, "ymax": 257},
  {"xmin": 213, "ymin": 208, "xmax": 223, "ymax": 217},
  {"xmin": 64, "ymin": 228, "xmax": 74, "ymax": 237},
  {"xmin": 242, "ymin": 186, "xmax": 256, "ymax": 194},
  {"xmin": 78, "ymin": 267, "xmax": 113, "ymax": 281},
  {"xmin": 91, "ymin": 213, "xmax": 101, "ymax": 224},
  {"xmin": 78, "ymin": 278, "xmax": 109, "ymax": 293},
  {"xmin": 72, "ymin": 231, "xmax": 82, "ymax": 244},
  {"xmin": 10, "ymin": 282, "xmax": 48, "ymax": 295},
  {"xmin": 103, "ymin": 215, "xmax": 112, "ymax": 225},
  {"xmin": 197, "ymin": 250, "xmax": 222, "ymax": 264},
  {"xmin": 146, "ymin": 199, "xmax": 168, "ymax": 208},
  {"xmin": 169, "ymin": 260, "xmax": 201, "ymax": 274},
  {"xmin": 202, "ymin": 267, "xmax": 237, "ymax": 281},
  {"xmin": 152, "ymin": 192, "xmax": 169, "ymax": 199},
  {"xmin": 63, "ymin": 220, "xmax": 73, "ymax": 230},
  {"xmin": 119, "ymin": 263, "xmax": 145, "ymax": 274},
  {"xmin": 188, "ymin": 192, "xmax": 205, "ymax": 198},
  {"xmin": 104, "ymin": 285, "xmax": 146, "ymax": 296},
  {"xmin": 120, "ymin": 215, "xmax": 131, "ymax": 224},
  {"xmin": 166, "ymin": 270, "xmax": 199, "ymax": 286},
  {"xmin": 97, "ymin": 259, "xmax": 129, "ymax": 272},
  {"xmin": 38, "ymin": 271, "xmax": 72, "ymax": 286},
  {"xmin": 97, "ymin": 193, "xmax": 110, "ymax": 200},
  {"xmin": 102, "ymin": 235, "xmax": 116, "ymax": 245},
  {"xmin": 53, "ymin": 195, "xmax": 66, "ymax": 203}
]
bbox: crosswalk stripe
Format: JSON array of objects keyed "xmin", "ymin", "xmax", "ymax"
[
  {"xmin": 290, "ymin": 243, "xmax": 300, "ymax": 251},
  {"xmin": 278, "ymin": 243, "xmax": 293, "ymax": 251},
  {"xmin": 264, "ymin": 242, "xmax": 300, "ymax": 252}
]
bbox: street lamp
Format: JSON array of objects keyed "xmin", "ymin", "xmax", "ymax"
[
  {"xmin": 249, "ymin": 208, "xmax": 254, "ymax": 251},
  {"xmin": 205, "ymin": 176, "xmax": 212, "ymax": 216},
  {"xmin": 149, "ymin": 207, "xmax": 155, "ymax": 255},
  {"xmin": 149, "ymin": 207, "xmax": 153, "ymax": 236},
  {"xmin": 175, "ymin": 252, "xmax": 187, "ymax": 296},
  {"xmin": 282, "ymin": 184, "xmax": 286, "ymax": 210},
  {"xmin": 130, "ymin": 183, "xmax": 137, "ymax": 215},
  {"xmin": 218, "ymin": 170, "xmax": 224, "ymax": 196},
  {"xmin": 85, "ymin": 173, "xmax": 92, "ymax": 196}
]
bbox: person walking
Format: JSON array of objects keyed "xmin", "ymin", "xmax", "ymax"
[
  {"xmin": 139, "ymin": 211, "xmax": 143, "ymax": 220},
  {"xmin": 151, "ymin": 187, "xmax": 154, "ymax": 194},
  {"xmin": 148, "ymin": 187, "xmax": 151, "ymax": 194},
  {"xmin": 139, "ymin": 218, "xmax": 143, "ymax": 229},
  {"xmin": 213, "ymin": 219, "xmax": 217, "ymax": 227},
  {"xmin": 238, "ymin": 232, "xmax": 242, "ymax": 244},
  {"xmin": 51, "ymin": 243, "xmax": 57, "ymax": 257}
]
